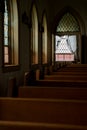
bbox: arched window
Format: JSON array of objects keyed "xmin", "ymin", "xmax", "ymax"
[
  {"xmin": 3, "ymin": 0, "xmax": 19, "ymax": 69},
  {"xmin": 42, "ymin": 13, "xmax": 47, "ymax": 64},
  {"xmin": 55, "ymin": 12, "xmax": 80, "ymax": 62},
  {"xmin": 31, "ymin": 5, "xmax": 38, "ymax": 64},
  {"xmin": 4, "ymin": 0, "xmax": 9, "ymax": 64}
]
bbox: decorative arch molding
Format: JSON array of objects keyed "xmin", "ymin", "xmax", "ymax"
[
  {"xmin": 52, "ymin": 6, "xmax": 85, "ymax": 35},
  {"xmin": 41, "ymin": 10, "xmax": 48, "ymax": 64},
  {"xmin": 41, "ymin": 10, "xmax": 48, "ymax": 24},
  {"xmin": 30, "ymin": 3, "xmax": 39, "ymax": 64},
  {"xmin": 30, "ymin": 0, "xmax": 39, "ymax": 25}
]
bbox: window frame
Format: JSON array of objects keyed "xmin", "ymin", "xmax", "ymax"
[
  {"xmin": 55, "ymin": 11, "xmax": 81, "ymax": 62},
  {"xmin": 55, "ymin": 32, "xmax": 80, "ymax": 62},
  {"xmin": 2, "ymin": 0, "xmax": 20, "ymax": 72}
]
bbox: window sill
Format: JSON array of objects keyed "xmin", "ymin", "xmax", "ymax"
[{"xmin": 2, "ymin": 64, "xmax": 20, "ymax": 73}]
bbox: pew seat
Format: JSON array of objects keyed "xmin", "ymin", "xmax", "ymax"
[{"xmin": 0, "ymin": 121, "xmax": 87, "ymax": 130}]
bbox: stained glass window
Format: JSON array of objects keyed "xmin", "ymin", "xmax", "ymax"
[
  {"xmin": 3, "ymin": 0, "xmax": 19, "ymax": 68},
  {"xmin": 56, "ymin": 12, "xmax": 80, "ymax": 32},
  {"xmin": 4, "ymin": 0, "xmax": 9, "ymax": 63},
  {"xmin": 55, "ymin": 12, "xmax": 80, "ymax": 61},
  {"xmin": 4, "ymin": 0, "xmax": 8, "ymax": 45}
]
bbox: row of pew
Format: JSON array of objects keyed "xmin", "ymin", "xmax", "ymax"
[
  {"xmin": 1, "ymin": 63, "xmax": 87, "ymax": 129},
  {"xmin": 18, "ymin": 64, "xmax": 87, "ymax": 129}
]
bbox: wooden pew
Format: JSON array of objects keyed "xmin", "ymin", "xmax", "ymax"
[
  {"xmin": 0, "ymin": 98, "xmax": 87, "ymax": 125},
  {"xmin": 57, "ymin": 63, "xmax": 87, "ymax": 70},
  {"xmin": 0, "ymin": 121, "xmax": 87, "ymax": 130},
  {"xmin": 43, "ymin": 64, "xmax": 87, "ymax": 85},
  {"xmin": 18, "ymin": 86, "xmax": 87, "ymax": 100},
  {"xmin": 35, "ymin": 79, "xmax": 87, "ymax": 87},
  {"xmin": 67, "ymin": 64, "xmax": 87, "ymax": 67},
  {"xmin": 52, "ymin": 71, "xmax": 87, "ymax": 75},
  {"xmin": 44, "ymin": 75, "xmax": 87, "ymax": 80},
  {"xmin": 58, "ymin": 67, "xmax": 87, "ymax": 72}
]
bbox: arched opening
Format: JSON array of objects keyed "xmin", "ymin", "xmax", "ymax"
[
  {"xmin": 52, "ymin": 7, "xmax": 85, "ymax": 64},
  {"xmin": 55, "ymin": 12, "xmax": 80, "ymax": 62},
  {"xmin": 4, "ymin": 0, "xmax": 19, "ymax": 66}
]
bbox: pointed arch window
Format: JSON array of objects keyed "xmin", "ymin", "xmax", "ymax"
[
  {"xmin": 31, "ymin": 5, "xmax": 38, "ymax": 64},
  {"xmin": 3, "ymin": 0, "xmax": 19, "ymax": 71},
  {"xmin": 56, "ymin": 12, "xmax": 80, "ymax": 32},
  {"xmin": 55, "ymin": 12, "xmax": 80, "ymax": 62},
  {"xmin": 42, "ymin": 13, "xmax": 47, "ymax": 64}
]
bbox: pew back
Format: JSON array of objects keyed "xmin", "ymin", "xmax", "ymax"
[
  {"xmin": 18, "ymin": 86, "xmax": 87, "ymax": 100},
  {"xmin": 0, "ymin": 98, "xmax": 87, "ymax": 126},
  {"xmin": 35, "ymin": 79, "xmax": 87, "ymax": 87}
]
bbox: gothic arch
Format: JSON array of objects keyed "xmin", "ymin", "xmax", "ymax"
[
  {"xmin": 52, "ymin": 6, "xmax": 85, "ymax": 35},
  {"xmin": 52, "ymin": 6, "xmax": 85, "ymax": 63}
]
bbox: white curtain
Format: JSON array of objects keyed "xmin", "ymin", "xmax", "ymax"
[{"xmin": 55, "ymin": 35, "xmax": 77, "ymax": 53}]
